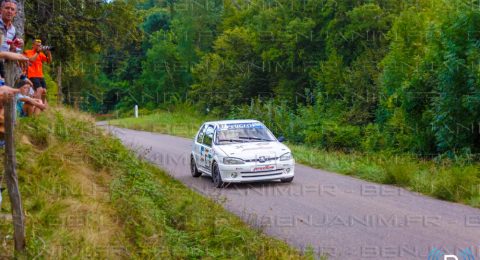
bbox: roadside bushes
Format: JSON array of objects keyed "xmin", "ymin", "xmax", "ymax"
[
  {"xmin": 231, "ymin": 100, "xmax": 305, "ymax": 143},
  {"xmin": 231, "ymin": 99, "xmax": 363, "ymax": 151},
  {"xmin": 431, "ymin": 165, "xmax": 480, "ymax": 203},
  {"xmin": 381, "ymin": 158, "xmax": 418, "ymax": 186},
  {"xmin": 303, "ymin": 122, "xmax": 361, "ymax": 151},
  {"xmin": 361, "ymin": 124, "xmax": 386, "ymax": 152}
]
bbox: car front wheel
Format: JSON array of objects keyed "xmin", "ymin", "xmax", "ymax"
[
  {"xmin": 190, "ymin": 156, "xmax": 202, "ymax": 177},
  {"xmin": 212, "ymin": 163, "xmax": 225, "ymax": 188},
  {"xmin": 281, "ymin": 177, "xmax": 294, "ymax": 183}
]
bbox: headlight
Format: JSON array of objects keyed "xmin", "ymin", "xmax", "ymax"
[
  {"xmin": 280, "ymin": 152, "xmax": 292, "ymax": 161},
  {"xmin": 223, "ymin": 157, "xmax": 245, "ymax": 165}
]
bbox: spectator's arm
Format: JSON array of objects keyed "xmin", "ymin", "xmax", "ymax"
[
  {"xmin": 32, "ymin": 99, "xmax": 46, "ymax": 110},
  {"xmin": 27, "ymin": 52, "xmax": 40, "ymax": 61},
  {"xmin": 9, "ymin": 38, "xmax": 23, "ymax": 52},
  {"xmin": 16, "ymin": 38, "xmax": 24, "ymax": 48},
  {"xmin": 0, "ymin": 52, "xmax": 30, "ymax": 71},
  {"xmin": 25, "ymin": 98, "xmax": 46, "ymax": 110},
  {"xmin": 25, "ymin": 78, "xmax": 33, "ymax": 87},
  {"xmin": 0, "ymin": 86, "xmax": 20, "ymax": 94},
  {"xmin": 0, "ymin": 52, "xmax": 28, "ymax": 61},
  {"xmin": 46, "ymin": 50, "xmax": 52, "ymax": 63},
  {"xmin": 30, "ymin": 99, "xmax": 47, "ymax": 110}
]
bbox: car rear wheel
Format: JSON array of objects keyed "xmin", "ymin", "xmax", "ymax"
[
  {"xmin": 212, "ymin": 163, "xmax": 225, "ymax": 188},
  {"xmin": 190, "ymin": 156, "xmax": 202, "ymax": 177},
  {"xmin": 281, "ymin": 177, "xmax": 294, "ymax": 183}
]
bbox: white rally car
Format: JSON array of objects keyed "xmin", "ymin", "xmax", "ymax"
[{"xmin": 190, "ymin": 120, "xmax": 295, "ymax": 187}]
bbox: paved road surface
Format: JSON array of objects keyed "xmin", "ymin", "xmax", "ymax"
[{"xmin": 101, "ymin": 123, "xmax": 480, "ymax": 259}]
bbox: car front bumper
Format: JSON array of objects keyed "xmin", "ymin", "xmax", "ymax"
[{"xmin": 218, "ymin": 159, "xmax": 295, "ymax": 183}]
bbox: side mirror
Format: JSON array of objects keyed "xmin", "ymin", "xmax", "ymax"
[{"xmin": 278, "ymin": 136, "xmax": 286, "ymax": 142}]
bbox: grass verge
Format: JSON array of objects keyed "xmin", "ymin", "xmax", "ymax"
[
  {"xmin": 109, "ymin": 110, "xmax": 480, "ymax": 208},
  {"xmin": 0, "ymin": 108, "xmax": 307, "ymax": 259},
  {"xmin": 108, "ymin": 109, "xmax": 207, "ymax": 139}
]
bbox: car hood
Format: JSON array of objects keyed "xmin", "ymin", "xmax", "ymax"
[{"xmin": 216, "ymin": 142, "xmax": 290, "ymax": 160}]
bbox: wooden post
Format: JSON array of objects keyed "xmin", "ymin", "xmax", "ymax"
[
  {"xmin": 0, "ymin": 0, "xmax": 26, "ymax": 252},
  {"xmin": 74, "ymin": 96, "xmax": 79, "ymax": 110},
  {"xmin": 57, "ymin": 63, "xmax": 62, "ymax": 105},
  {"xmin": 4, "ymin": 94, "xmax": 26, "ymax": 252}
]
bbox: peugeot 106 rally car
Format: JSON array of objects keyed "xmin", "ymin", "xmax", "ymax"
[{"xmin": 190, "ymin": 120, "xmax": 295, "ymax": 188}]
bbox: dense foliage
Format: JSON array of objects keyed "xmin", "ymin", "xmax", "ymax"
[
  {"xmin": 28, "ymin": 0, "xmax": 480, "ymax": 156},
  {"xmin": 25, "ymin": 0, "xmax": 141, "ymax": 108}
]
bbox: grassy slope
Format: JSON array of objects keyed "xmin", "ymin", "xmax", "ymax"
[
  {"xmin": 109, "ymin": 110, "xmax": 480, "ymax": 208},
  {"xmin": 0, "ymin": 108, "xmax": 307, "ymax": 259}
]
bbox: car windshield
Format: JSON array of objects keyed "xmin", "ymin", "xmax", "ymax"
[{"xmin": 215, "ymin": 122, "xmax": 276, "ymax": 145}]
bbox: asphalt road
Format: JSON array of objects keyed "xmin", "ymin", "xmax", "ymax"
[{"xmin": 101, "ymin": 123, "xmax": 480, "ymax": 260}]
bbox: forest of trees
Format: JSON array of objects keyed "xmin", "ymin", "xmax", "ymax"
[{"xmin": 26, "ymin": 0, "xmax": 480, "ymax": 156}]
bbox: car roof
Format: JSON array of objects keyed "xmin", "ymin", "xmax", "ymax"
[{"xmin": 203, "ymin": 119, "xmax": 261, "ymax": 127}]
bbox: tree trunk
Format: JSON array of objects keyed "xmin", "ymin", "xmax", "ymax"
[
  {"xmin": 57, "ymin": 63, "xmax": 62, "ymax": 105},
  {"xmin": 13, "ymin": 0, "xmax": 24, "ymax": 38}
]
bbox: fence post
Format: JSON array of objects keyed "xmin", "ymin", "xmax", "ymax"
[
  {"xmin": 4, "ymin": 94, "xmax": 26, "ymax": 252},
  {"xmin": 57, "ymin": 63, "xmax": 62, "ymax": 105}
]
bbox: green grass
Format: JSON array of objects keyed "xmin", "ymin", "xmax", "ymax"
[
  {"xmin": 108, "ymin": 109, "xmax": 207, "ymax": 139},
  {"xmin": 109, "ymin": 110, "xmax": 480, "ymax": 208},
  {"xmin": 290, "ymin": 145, "xmax": 480, "ymax": 206},
  {"xmin": 0, "ymin": 108, "xmax": 309, "ymax": 259}
]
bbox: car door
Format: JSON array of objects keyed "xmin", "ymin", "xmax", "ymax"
[
  {"xmin": 200, "ymin": 125, "xmax": 215, "ymax": 172},
  {"xmin": 194, "ymin": 124, "xmax": 206, "ymax": 167}
]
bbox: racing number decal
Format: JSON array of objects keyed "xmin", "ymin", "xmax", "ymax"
[
  {"xmin": 205, "ymin": 148, "xmax": 212, "ymax": 167},
  {"xmin": 200, "ymin": 146, "xmax": 213, "ymax": 169},
  {"xmin": 200, "ymin": 146, "xmax": 205, "ymax": 162}
]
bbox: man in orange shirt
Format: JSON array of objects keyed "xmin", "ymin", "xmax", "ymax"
[{"xmin": 24, "ymin": 39, "xmax": 52, "ymax": 104}]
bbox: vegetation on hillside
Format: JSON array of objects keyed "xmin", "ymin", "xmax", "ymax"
[
  {"xmin": 28, "ymin": 0, "xmax": 480, "ymax": 158},
  {"xmin": 0, "ymin": 109, "xmax": 307, "ymax": 258}
]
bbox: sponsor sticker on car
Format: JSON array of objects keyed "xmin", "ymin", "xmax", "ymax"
[
  {"xmin": 252, "ymin": 165, "xmax": 276, "ymax": 172},
  {"xmin": 219, "ymin": 122, "xmax": 264, "ymax": 130}
]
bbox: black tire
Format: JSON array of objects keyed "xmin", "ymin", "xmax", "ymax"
[
  {"xmin": 190, "ymin": 156, "xmax": 202, "ymax": 177},
  {"xmin": 212, "ymin": 163, "xmax": 225, "ymax": 188},
  {"xmin": 281, "ymin": 177, "xmax": 294, "ymax": 183}
]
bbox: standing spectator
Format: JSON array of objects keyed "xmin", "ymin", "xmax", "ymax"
[
  {"xmin": 0, "ymin": 0, "xmax": 22, "ymax": 52},
  {"xmin": 24, "ymin": 39, "xmax": 51, "ymax": 105},
  {"xmin": 0, "ymin": 0, "xmax": 23, "ymax": 81},
  {"xmin": 0, "ymin": 0, "xmax": 25, "ymax": 211}
]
